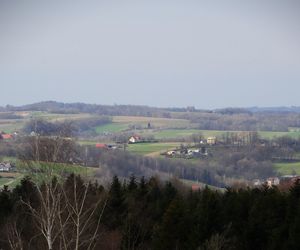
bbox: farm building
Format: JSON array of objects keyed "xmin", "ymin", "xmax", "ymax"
[
  {"xmin": 166, "ymin": 150, "xmax": 177, "ymax": 156},
  {"xmin": 207, "ymin": 137, "xmax": 216, "ymax": 145},
  {"xmin": 129, "ymin": 135, "xmax": 141, "ymax": 144},
  {"xmin": 0, "ymin": 132, "xmax": 13, "ymax": 140},
  {"xmin": 191, "ymin": 184, "xmax": 201, "ymax": 191},
  {"xmin": 0, "ymin": 162, "xmax": 13, "ymax": 172},
  {"xmin": 96, "ymin": 143, "xmax": 108, "ymax": 149}
]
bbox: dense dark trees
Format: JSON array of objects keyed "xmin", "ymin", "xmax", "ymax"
[
  {"xmin": 1, "ymin": 175, "xmax": 300, "ymax": 249},
  {"xmin": 23, "ymin": 117, "xmax": 111, "ymax": 137}
]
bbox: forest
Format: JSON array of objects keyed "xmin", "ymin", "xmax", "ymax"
[{"xmin": 0, "ymin": 174, "xmax": 300, "ymax": 249}]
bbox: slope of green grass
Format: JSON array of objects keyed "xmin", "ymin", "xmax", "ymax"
[
  {"xmin": 127, "ymin": 142, "xmax": 180, "ymax": 155},
  {"xmin": 274, "ymin": 162, "xmax": 300, "ymax": 175},
  {"xmin": 153, "ymin": 129, "xmax": 227, "ymax": 139},
  {"xmin": 113, "ymin": 116, "xmax": 190, "ymax": 129},
  {"xmin": 153, "ymin": 129, "xmax": 300, "ymax": 140},
  {"xmin": 95, "ymin": 123, "xmax": 129, "ymax": 133},
  {"xmin": 259, "ymin": 131, "xmax": 300, "ymax": 139},
  {"xmin": 17, "ymin": 161, "xmax": 96, "ymax": 184}
]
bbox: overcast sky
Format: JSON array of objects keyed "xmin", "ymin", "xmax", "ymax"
[{"xmin": 0, "ymin": 0, "xmax": 300, "ymax": 109}]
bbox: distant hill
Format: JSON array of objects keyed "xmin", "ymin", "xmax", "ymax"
[
  {"xmin": 247, "ymin": 106, "xmax": 300, "ymax": 113},
  {"xmin": 1, "ymin": 101, "xmax": 300, "ymax": 115}
]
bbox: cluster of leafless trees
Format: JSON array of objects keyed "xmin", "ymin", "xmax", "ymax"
[{"xmin": 4, "ymin": 174, "xmax": 106, "ymax": 250}]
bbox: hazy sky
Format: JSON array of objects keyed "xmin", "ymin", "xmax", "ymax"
[{"xmin": 1, "ymin": 0, "xmax": 300, "ymax": 109}]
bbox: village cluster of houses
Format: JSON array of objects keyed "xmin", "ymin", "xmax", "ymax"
[
  {"xmin": 0, "ymin": 162, "xmax": 15, "ymax": 172},
  {"xmin": 128, "ymin": 135, "xmax": 157, "ymax": 144},
  {"xmin": 128, "ymin": 135, "xmax": 217, "ymax": 145},
  {"xmin": 165, "ymin": 147, "xmax": 208, "ymax": 159},
  {"xmin": 254, "ymin": 175, "xmax": 300, "ymax": 188}
]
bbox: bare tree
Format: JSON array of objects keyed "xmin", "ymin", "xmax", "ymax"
[
  {"xmin": 21, "ymin": 179, "xmax": 66, "ymax": 250},
  {"xmin": 61, "ymin": 175, "xmax": 107, "ymax": 250},
  {"xmin": 20, "ymin": 175, "xmax": 106, "ymax": 250},
  {"xmin": 5, "ymin": 218, "xmax": 24, "ymax": 250}
]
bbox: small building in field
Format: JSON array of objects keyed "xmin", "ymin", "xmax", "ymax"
[
  {"xmin": 166, "ymin": 150, "xmax": 176, "ymax": 156},
  {"xmin": 128, "ymin": 135, "xmax": 141, "ymax": 144},
  {"xmin": 207, "ymin": 137, "xmax": 216, "ymax": 145},
  {"xmin": 191, "ymin": 184, "xmax": 201, "ymax": 191},
  {"xmin": 0, "ymin": 132, "xmax": 13, "ymax": 140}
]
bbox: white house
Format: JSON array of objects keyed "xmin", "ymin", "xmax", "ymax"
[
  {"xmin": 128, "ymin": 136, "xmax": 141, "ymax": 144},
  {"xmin": 266, "ymin": 177, "xmax": 280, "ymax": 187},
  {"xmin": 0, "ymin": 163, "xmax": 12, "ymax": 172}
]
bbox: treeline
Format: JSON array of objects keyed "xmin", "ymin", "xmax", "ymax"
[
  {"xmin": 2, "ymin": 101, "xmax": 172, "ymax": 118},
  {"xmin": 1, "ymin": 174, "xmax": 300, "ymax": 249},
  {"xmin": 22, "ymin": 117, "xmax": 111, "ymax": 136},
  {"xmin": 3, "ymin": 101, "xmax": 300, "ymax": 131},
  {"xmin": 174, "ymin": 112, "xmax": 300, "ymax": 132},
  {"xmin": 0, "ymin": 112, "xmax": 23, "ymax": 120}
]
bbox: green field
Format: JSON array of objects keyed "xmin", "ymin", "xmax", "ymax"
[
  {"xmin": 152, "ymin": 129, "xmax": 300, "ymax": 140},
  {"xmin": 259, "ymin": 131, "xmax": 300, "ymax": 139},
  {"xmin": 17, "ymin": 161, "xmax": 95, "ymax": 184},
  {"xmin": 0, "ymin": 173, "xmax": 24, "ymax": 188},
  {"xmin": 152, "ymin": 129, "xmax": 226, "ymax": 139},
  {"xmin": 95, "ymin": 123, "xmax": 129, "ymax": 133},
  {"xmin": 127, "ymin": 142, "xmax": 181, "ymax": 155},
  {"xmin": 0, "ymin": 161, "xmax": 96, "ymax": 189},
  {"xmin": 113, "ymin": 116, "xmax": 190, "ymax": 129},
  {"xmin": 274, "ymin": 162, "xmax": 300, "ymax": 175},
  {"xmin": 94, "ymin": 116, "xmax": 191, "ymax": 135},
  {"xmin": 0, "ymin": 177, "xmax": 14, "ymax": 186}
]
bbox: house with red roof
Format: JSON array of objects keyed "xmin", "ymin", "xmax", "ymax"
[
  {"xmin": 96, "ymin": 143, "xmax": 108, "ymax": 149},
  {"xmin": 191, "ymin": 184, "xmax": 201, "ymax": 191},
  {"xmin": 0, "ymin": 132, "xmax": 13, "ymax": 140}
]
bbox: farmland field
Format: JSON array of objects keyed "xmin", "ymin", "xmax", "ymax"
[
  {"xmin": 152, "ymin": 129, "xmax": 300, "ymax": 140},
  {"xmin": 152, "ymin": 129, "xmax": 225, "ymax": 139},
  {"xmin": 113, "ymin": 116, "xmax": 190, "ymax": 128},
  {"xmin": 274, "ymin": 162, "xmax": 300, "ymax": 175},
  {"xmin": 17, "ymin": 161, "xmax": 96, "ymax": 183},
  {"xmin": 259, "ymin": 131, "xmax": 300, "ymax": 139},
  {"xmin": 127, "ymin": 142, "xmax": 181, "ymax": 156},
  {"xmin": 0, "ymin": 161, "xmax": 97, "ymax": 188},
  {"xmin": 95, "ymin": 123, "xmax": 129, "ymax": 133},
  {"xmin": 0, "ymin": 173, "xmax": 23, "ymax": 188}
]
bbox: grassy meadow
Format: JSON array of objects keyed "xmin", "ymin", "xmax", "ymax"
[
  {"xmin": 95, "ymin": 123, "xmax": 129, "ymax": 133},
  {"xmin": 0, "ymin": 160, "xmax": 96, "ymax": 188},
  {"xmin": 274, "ymin": 162, "xmax": 300, "ymax": 175},
  {"xmin": 127, "ymin": 142, "xmax": 181, "ymax": 156}
]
